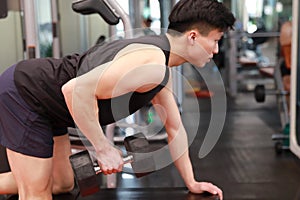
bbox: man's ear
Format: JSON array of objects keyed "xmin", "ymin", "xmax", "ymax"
[{"xmin": 187, "ymin": 30, "xmax": 198, "ymax": 45}]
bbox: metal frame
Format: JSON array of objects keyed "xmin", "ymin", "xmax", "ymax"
[
  {"xmin": 290, "ymin": 0, "xmax": 300, "ymax": 158},
  {"xmin": 21, "ymin": 0, "xmax": 61, "ymax": 59},
  {"xmin": 273, "ymin": 58, "xmax": 290, "ymax": 129},
  {"xmin": 106, "ymin": 0, "xmax": 133, "ymax": 39},
  {"xmin": 51, "ymin": 0, "xmax": 61, "ymax": 58},
  {"xmin": 21, "ymin": 0, "xmax": 39, "ymax": 59}
]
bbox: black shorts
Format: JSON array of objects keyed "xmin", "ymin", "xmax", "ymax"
[
  {"xmin": 280, "ymin": 60, "xmax": 291, "ymax": 77},
  {"xmin": 0, "ymin": 65, "xmax": 55, "ymax": 158}
]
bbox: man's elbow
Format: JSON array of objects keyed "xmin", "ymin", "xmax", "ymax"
[{"xmin": 61, "ymin": 79, "xmax": 75, "ymax": 101}]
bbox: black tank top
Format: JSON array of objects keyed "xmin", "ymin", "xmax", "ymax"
[{"xmin": 14, "ymin": 35, "xmax": 170, "ymax": 129}]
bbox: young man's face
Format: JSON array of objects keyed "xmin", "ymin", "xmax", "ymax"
[{"xmin": 187, "ymin": 29, "xmax": 224, "ymax": 67}]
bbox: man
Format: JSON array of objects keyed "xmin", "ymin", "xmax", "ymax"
[
  {"xmin": 0, "ymin": 0, "xmax": 235, "ymax": 199},
  {"xmin": 279, "ymin": 20, "xmax": 292, "ymax": 110}
]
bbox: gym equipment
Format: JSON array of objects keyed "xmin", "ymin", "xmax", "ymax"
[
  {"xmin": 21, "ymin": 0, "xmax": 39, "ymax": 59},
  {"xmin": 123, "ymin": 132, "xmax": 156, "ymax": 177},
  {"xmin": 70, "ymin": 132, "xmax": 156, "ymax": 197},
  {"xmin": 253, "ymin": 58, "xmax": 291, "ymax": 154},
  {"xmin": 72, "ymin": 0, "xmax": 120, "ymax": 25},
  {"xmin": 51, "ymin": 0, "xmax": 61, "ymax": 58},
  {"xmin": 254, "ymin": 84, "xmax": 288, "ymax": 103},
  {"xmin": 254, "ymin": 84, "xmax": 265, "ymax": 102},
  {"xmin": 272, "ymin": 123, "xmax": 290, "ymax": 154},
  {"xmin": 289, "ymin": 0, "xmax": 300, "ymax": 159},
  {"xmin": 254, "ymin": 59, "xmax": 289, "ymax": 129},
  {"xmin": 70, "ymin": 150, "xmax": 133, "ymax": 196}
]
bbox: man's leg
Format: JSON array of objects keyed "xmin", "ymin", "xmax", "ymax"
[
  {"xmin": 0, "ymin": 144, "xmax": 17, "ymax": 194},
  {"xmin": 52, "ymin": 134, "xmax": 74, "ymax": 194},
  {"xmin": 1, "ymin": 134, "xmax": 74, "ymax": 197},
  {"xmin": 7, "ymin": 149, "xmax": 53, "ymax": 200},
  {"xmin": 283, "ymin": 75, "xmax": 291, "ymax": 112},
  {"xmin": 0, "ymin": 172, "xmax": 17, "ymax": 194}
]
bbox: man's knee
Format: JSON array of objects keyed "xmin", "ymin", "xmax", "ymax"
[
  {"xmin": 52, "ymin": 176, "xmax": 75, "ymax": 194},
  {"xmin": 0, "ymin": 172, "xmax": 18, "ymax": 195}
]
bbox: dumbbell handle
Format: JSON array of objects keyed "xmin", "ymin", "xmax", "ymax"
[
  {"xmin": 123, "ymin": 154, "xmax": 134, "ymax": 163},
  {"xmin": 94, "ymin": 155, "xmax": 134, "ymax": 173}
]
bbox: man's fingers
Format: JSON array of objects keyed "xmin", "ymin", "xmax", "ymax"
[{"xmin": 200, "ymin": 182, "xmax": 223, "ymax": 200}]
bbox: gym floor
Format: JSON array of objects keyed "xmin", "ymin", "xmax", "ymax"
[
  {"xmin": 4, "ymin": 67, "xmax": 300, "ymax": 200},
  {"xmin": 114, "ymin": 93, "xmax": 300, "ymax": 200}
]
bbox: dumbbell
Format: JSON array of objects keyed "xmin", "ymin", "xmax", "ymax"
[
  {"xmin": 70, "ymin": 132, "xmax": 156, "ymax": 196},
  {"xmin": 254, "ymin": 84, "xmax": 288, "ymax": 103}
]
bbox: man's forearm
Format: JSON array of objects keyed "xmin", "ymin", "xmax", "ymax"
[
  {"xmin": 167, "ymin": 127, "xmax": 195, "ymax": 187},
  {"xmin": 173, "ymin": 150, "xmax": 196, "ymax": 188}
]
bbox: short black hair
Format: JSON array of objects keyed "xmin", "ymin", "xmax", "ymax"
[{"xmin": 167, "ymin": 0, "xmax": 235, "ymax": 36}]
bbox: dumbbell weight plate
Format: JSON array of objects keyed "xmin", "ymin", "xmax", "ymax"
[
  {"xmin": 70, "ymin": 150, "xmax": 100, "ymax": 197},
  {"xmin": 124, "ymin": 132, "xmax": 156, "ymax": 177},
  {"xmin": 70, "ymin": 150, "xmax": 134, "ymax": 197},
  {"xmin": 254, "ymin": 85, "xmax": 265, "ymax": 103}
]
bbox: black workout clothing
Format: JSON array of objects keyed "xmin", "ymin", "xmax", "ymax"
[
  {"xmin": 0, "ymin": 65, "xmax": 54, "ymax": 158},
  {"xmin": 14, "ymin": 34, "xmax": 171, "ymax": 130}
]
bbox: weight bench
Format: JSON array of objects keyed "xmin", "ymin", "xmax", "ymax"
[
  {"xmin": 258, "ymin": 66, "xmax": 274, "ymax": 78},
  {"xmin": 3, "ymin": 187, "xmax": 221, "ymax": 200},
  {"xmin": 77, "ymin": 188, "xmax": 220, "ymax": 200}
]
